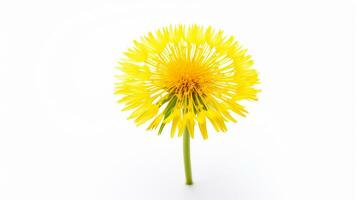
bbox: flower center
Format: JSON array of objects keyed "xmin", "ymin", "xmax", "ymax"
[{"xmin": 172, "ymin": 73, "xmax": 202, "ymax": 96}]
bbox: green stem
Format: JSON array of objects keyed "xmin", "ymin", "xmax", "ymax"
[{"xmin": 183, "ymin": 128, "xmax": 193, "ymax": 185}]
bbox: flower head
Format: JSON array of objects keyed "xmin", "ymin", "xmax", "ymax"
[{"xmin": 115, "ymin": 24, "xmax": 259, "ymax": 139}]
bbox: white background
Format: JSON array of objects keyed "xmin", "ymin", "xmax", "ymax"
[{"xmin": 0, "ymin": 0, "xmax": 355, "ymax": 200}]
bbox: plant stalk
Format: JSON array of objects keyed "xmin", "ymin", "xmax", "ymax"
[{"xmin": 183, "ymin": 128, "xmax": 193, "ymax": 185}]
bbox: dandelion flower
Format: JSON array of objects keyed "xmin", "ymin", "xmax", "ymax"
[{"xmin": 115, "ymin": 24, "xmax": 259, "ymax": 185}]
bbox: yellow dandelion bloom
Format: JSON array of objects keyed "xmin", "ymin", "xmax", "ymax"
[{"xmin": 115, "ymin": 24, "xmax": 259, "ymax": 140}]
